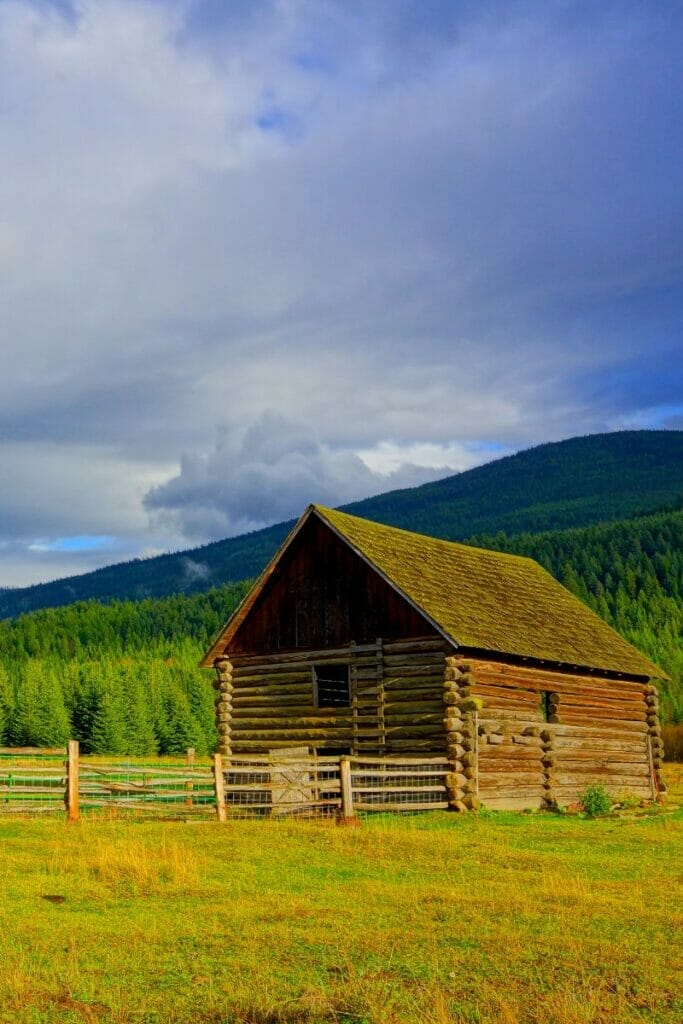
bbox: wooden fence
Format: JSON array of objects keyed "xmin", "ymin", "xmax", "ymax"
[
  {"xmin": 0, "ymin": 745, "xmax": 216, "ymax": 820},
  {"xmin": 217, "ymin": 752, "xmax": 451, "ymax": 819},
  {"xmin": 1, "ymin": 745, "xmax": 451, "ymax": 821},
  {"xmin": 0, "ymin": 748, "xmax": 69, "ymax": 814}
]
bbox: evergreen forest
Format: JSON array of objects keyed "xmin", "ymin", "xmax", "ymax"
[{"xmin": 0, "ymin": 508, "xmax": 680, "ymax": 754}]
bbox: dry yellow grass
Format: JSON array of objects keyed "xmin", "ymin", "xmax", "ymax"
[{"xmin": 0, "ymin": 766, "xmax": 680, "ymax": 1024}]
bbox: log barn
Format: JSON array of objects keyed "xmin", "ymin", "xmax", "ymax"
[{"xmin": 202, "ymin": 504, "xmax": 666, "ymax": 810}]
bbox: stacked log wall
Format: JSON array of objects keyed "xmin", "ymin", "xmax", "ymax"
[
  {"xmin": 457, "ymin": 657, "xmax": 655, "ymax": 808},
  {"xmin": 381, "ymin": 638, "xmax": 450, "ymax": 754},
  {"xmin": 224, "ymin": 637, "xmax": 448, "ymax": 755}
]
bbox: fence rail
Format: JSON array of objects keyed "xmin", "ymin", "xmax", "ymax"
[
  {"xmin": 0, "ymin": 749, "xmax": 67, "ymax": 813},
  {"xmin": 0, "ymin": 745, "xmax": 216, "ymax": 820},
  {"xmin": 0, "ymin": 745, "xmax": 451, "ymax": 821},
  {"xmin": 218, "ymin": 752, "xmax": 451, "ymax": 819}
]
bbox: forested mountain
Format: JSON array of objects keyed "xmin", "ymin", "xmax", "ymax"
[
  {"xmin": 1, "ymin": 430, "xmax": 682, "ymax": 618},
  {"xmin": 0, "ymin": 507, "xmax": 680, "ymax": 755}
]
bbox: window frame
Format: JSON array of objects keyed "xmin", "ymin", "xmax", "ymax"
[
  {"xmin": 540, "ymin": 691, "xmax": 552, "ymax": 722},
  {"xmin": 312, "ymin": 662, "xmax": 351, "ymax": 709}
]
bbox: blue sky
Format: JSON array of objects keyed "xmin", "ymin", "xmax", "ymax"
[{"xmin": 0, "ymin": 0, "xmax": 681, "ymax": 585}]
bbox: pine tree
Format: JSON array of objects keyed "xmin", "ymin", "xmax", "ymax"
[
  {"xmin": 121, "ymin": 668, "xmax": 158, "ymax": 755},
  {"xmin": 0, "ymin": 665, "xmax": 13, "ymax": 744},
  {"xmin": 8, "ymin": 661, "xmax": 69, "ymax": 746},
  {"xmin": 90, "ymin": 688, "xmax": 127, "ymax": 755},
  {"xmin": 34, "ymin": 665, "xmax": 70, "ymax": 746},
  {"xmin": 8, "ymin": 661, "xmax": 43, "ymax": 746},
  {"xmin": 158, "ymin": 686, "xmax": 204, "ymax": 756}
]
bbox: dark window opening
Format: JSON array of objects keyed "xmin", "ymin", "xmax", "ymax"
[
  {"xmin": 313, "ymin": 663, "xmax": 350, "ymax": 708},
  {"xmin": 540, "ymin": 691, "xmax": 552, "ymax": 721}
]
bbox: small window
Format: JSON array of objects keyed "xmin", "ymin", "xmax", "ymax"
[
  {"xmin": 540, "ymin": 691, "xmax": 552, "ymax": 722},
  {"xmin": 313, "ymin": 663, "xmax": 350, "ymax": 708}
]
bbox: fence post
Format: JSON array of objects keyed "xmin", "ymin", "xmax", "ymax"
[
  {"xmin": 339, "ymin": 756, "xmax": 354, "ymax": 819},
  {"xmin": 66, "ymin": 740, "xmax": 80, "ymax": 823},
  {"xmin": 186, "ymin": 747, "xmax": 195, "ymax": 767},
  {"xmin": 213, "ymin": 752, "xmax": 227, "ymax": 822}
]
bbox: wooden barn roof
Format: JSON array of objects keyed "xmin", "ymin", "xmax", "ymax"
[{"xmin": 202, "ymin": 504, "xmax": 664, "ymax": 678}]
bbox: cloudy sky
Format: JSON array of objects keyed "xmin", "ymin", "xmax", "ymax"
[{"xmin": 0, "ymin": 0, "xmax": 681, "ymax": 586}]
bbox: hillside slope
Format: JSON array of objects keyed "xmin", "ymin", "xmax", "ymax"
[{"xmin": 1, "ymin": 429, "xmax": 681, "ymax": 618}]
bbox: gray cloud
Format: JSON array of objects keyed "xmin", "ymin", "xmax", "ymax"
[
  {"xmin": 145, "ymin": 414, "xmax": 466, "ymax": 539},
  {"xmin": 0, "ymin": 0, "xmax": 681, "ymax": 583}
]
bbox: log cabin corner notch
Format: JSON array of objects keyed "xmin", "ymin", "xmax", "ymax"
[{"xmin": 202, "ymin": 504, "xmax": 667, "ymax": 810}]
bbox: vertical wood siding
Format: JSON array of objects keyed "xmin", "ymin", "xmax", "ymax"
[{"xmin": 230, "ymin": 516, "xmax": 436, "ymax": 653}]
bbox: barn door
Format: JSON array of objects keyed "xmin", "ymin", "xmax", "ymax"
[{"xmin": 268, "ymin": 746, "xmax": 315, "ymax": 815}]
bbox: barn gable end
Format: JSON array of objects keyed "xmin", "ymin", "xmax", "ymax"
[{"xmin": 226, "ymin": 512, "xmax": 439, "ymax": 654}]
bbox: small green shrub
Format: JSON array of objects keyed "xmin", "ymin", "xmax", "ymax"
[{"xmin": 580, "ymin": 784, "xmax": 612, "ymax": 817}]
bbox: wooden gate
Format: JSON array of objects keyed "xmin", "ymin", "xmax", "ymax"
[{"xmin": 269, "ymin": 746, "xmax": 317, "ymax": 815}]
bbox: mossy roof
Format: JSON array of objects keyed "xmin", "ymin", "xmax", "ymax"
[
  {"xmin": 314, "ymin": 505, "xmax": 662, "ymax": 679},
  {"xmin": 203, "ymin": 504, "xmax": 663, "ymax": 678}
]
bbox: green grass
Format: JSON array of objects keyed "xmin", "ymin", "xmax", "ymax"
[{"xmin": 0, "ymin": 769, "xmax": 681, "ymax": 1024}]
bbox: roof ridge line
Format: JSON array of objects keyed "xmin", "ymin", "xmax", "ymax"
[{"xmin": 314, "ymin": 504, "xmax": 538, "ymax": 566}]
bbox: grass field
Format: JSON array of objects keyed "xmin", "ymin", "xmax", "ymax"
[{"xmin": 0, "ymin": 768, "xmax": 681, "ymax": 1024}]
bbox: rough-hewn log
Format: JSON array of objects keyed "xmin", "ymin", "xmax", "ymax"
[
  {"xmin": 479, "ymin": 708, "xmax": 544, "ymax": 723},
  {"xmin": 551, "ymin": 762, "xmax": 650, "ymax": 778},
  {"xmin": 385, "ymin": 725, "xmax": 444, "ymax": 739},
  {"xmin": 479, "ymin": 744, "xmax": 543, "ymax": 760},
  {"xmin": 482, "ymin": 797, "xmax": 545, "ymax": 810},
  {"xmin": 479, "ymin": 759, "xmax": 546, "ymax": 773},
  {"xmin": 556, "ymin": 694, "xmax": 648, "ymax": 713},
  {"xmin": 479, "ymin": 773, "xmax": 544, "ymax": 788},
  {"xmin": 384, "ymin": 680, "xmax": 444, "ymax": 695},
  {"xmin": 468, "ymin": 661, "xmax": 648, "ymax": 696},
  {"xmin": 552, "ymin": 735, "xmax": 649, "ymax": 752},
  {"xmin": 382, "ymin": 671, "xmax": 447, "ymax": 688},
  {"xmin": 382, "ymin": 638, "xmax": 448, "ymax": 654},
  {"xmin": 232, "ymin": 643, "xmax": 379, "ymax": 667},
  {"xmin": 472, "ymin": 683, "xmax": 540, "ymax": 704},
  {"xmin": 232, "ymin": 671, "xmax": 313, "ymax": 687},
  {"xmin": 445, "ymin": 772, "xmax": 467, "ymax": 789},
  {"xmin": 231, "ymin": 704, "xmax": 326, "ymax": 719},
  {"xmin": 229, "ymin": 681, "xmax": 314, "ymax": 699},
  {"xmin": 557, "ymin": 708, "xmax": 648, "ymax": 724},
  {"xmin": 385, "ymin": 738, "xmax": 445, "ymax": 751},
  {"xmin": 231, "ymin": 692, "xmax": 314, "ymax": 707},
  {"xmin": 234, "ymin": 728, "xmax": 354, "ymax": 742},
  {"xmin": 384, "ymin": 713, "xmax": 444, "ymax": 728},
  {"xmin": 384, "ymin": 701, "xmax": 443, "ymax": 715},
  {"xmin": 542, "ymin": 721, "xmax": 649, "ymax": 738},
  {"xmin": 232, "ymin": 715, "xmax": 346, "ymax": 729}
]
